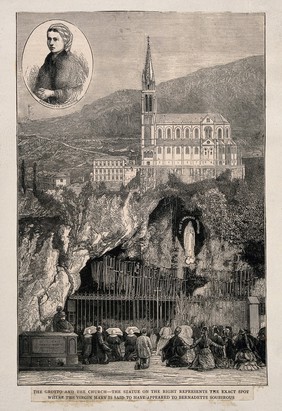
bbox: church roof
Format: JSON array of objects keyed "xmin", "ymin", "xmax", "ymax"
[{"xmin": 156, "ymin": 113, "xmax": 229, "ymax": 124}]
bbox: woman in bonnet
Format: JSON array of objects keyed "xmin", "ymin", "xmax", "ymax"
[{"xmin": 34, "ymin": 22, "xmax": 87, "ymax": 105}]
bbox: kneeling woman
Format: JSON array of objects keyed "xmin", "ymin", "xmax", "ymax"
[
  {"xmin": 124, "ymin": 329, "xmax": 137, "ymax": 361},
  {"xmin": 233, "ymin": 329, "xmax": 260, "ymax": 371},
  {"xmin": 90, "ymin": 326, "xmax": 111, "ymax": 364},
  {"xmin": 190, "ymin": 327, "xmax": 224, "ymax": 371},
  {"xmin": 106, "ymin": 330, "xmax": 123, "ymax": 361},
  {"xmin": 162, "ymin": 326, "xmax": 189, "ymax": 367}
]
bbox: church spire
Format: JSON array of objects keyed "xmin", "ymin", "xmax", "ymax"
[{"xmin": 142, "ymin": 36, "xmax": 155, "ymax": 90}]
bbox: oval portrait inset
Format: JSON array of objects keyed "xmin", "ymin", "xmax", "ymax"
[{"xmin": 22, "ymin": 20, "xmax": 93, "ymax": 108}]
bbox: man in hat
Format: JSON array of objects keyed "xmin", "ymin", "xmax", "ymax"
[
  {"xmin": 135, "ymin": 328, "xmax": 152, "ymax": 370},
  {"xmin": 55, "ymin": 311, "xmax": 74, "ymax": 333}
]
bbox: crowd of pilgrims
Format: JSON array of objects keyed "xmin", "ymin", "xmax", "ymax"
[{"xmin": 52, "ymin": 307, "xmax": 266, "ymax": 371}]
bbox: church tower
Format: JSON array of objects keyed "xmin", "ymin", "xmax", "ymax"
[{"xmin": 141, "ymin": 37, "xmax": 157, "ymax": 166}]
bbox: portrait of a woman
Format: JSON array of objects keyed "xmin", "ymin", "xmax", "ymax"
[{"xmin": 33, "ymin": 22, "xmax": 88, "ymax": 105}]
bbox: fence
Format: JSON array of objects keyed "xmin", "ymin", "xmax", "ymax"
[
  {"xmin": 67, "ymin": 256, "xmax": 255, "ymax": 332},
  {"xmin": 88, "ymin": 256, "xmax": 183, "ymax": 299}
]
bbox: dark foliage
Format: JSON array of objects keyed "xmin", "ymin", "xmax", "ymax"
[
  {"xmin": 32, "ymin": 162, "xmax": 37, "ymax": 195},
  {"xmin": 20, "ymin": 159, "xmax": 26, "ymax": 194},
  {"xmin": 183, "ymin": 268, "xmax": 209, "ymax": 296},
  {"xmin": 241, "ymin": 240, "xmax": 265, "ymax": 278}
]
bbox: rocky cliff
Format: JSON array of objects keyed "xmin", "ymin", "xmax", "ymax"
[
  {"xmin": 18, "ymin": 186, "xmax": 160, "ymax": 331},
  {"xmin": 18, "ymin": 175, "xmax": 263, "ymax": 331}
]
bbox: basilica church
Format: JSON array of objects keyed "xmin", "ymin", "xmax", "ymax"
[
  {"xmin": 141, "ymin": 38, "xmax": 245, "ymax": 181},
  {"xmin": 92, "ymin": 38, "xmax": 244, "ymax": 188}
]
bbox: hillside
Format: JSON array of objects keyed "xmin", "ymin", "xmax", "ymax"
[{"xmin": 18, "ymin": 55, "xmax": 264, "ymax": 176}]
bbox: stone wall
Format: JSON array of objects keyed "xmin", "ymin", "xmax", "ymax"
[
  {"xmin": 139, "ymin": 165, "xmax": 245, "ymax": 192},
  {"xmin": 174, "ymin": 297, "xmax": 249, "ymax": 333}
]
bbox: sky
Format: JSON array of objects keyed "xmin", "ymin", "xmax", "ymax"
[{"xmin": 17, "ymin": 12, "xmax": 265, "ymax": 120}]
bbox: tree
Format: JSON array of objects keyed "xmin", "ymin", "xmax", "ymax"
[
  {"xmin": 32, "ymin": 162, "xmax": 37, "ymax": 195},
  {"xmin": 20, "ymin": 159, "xmax": 26, "ymax": 194}
]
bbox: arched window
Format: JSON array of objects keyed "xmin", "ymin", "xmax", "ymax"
[
  {"xmin": 167, "ymin": 128, "xmax": 172, "ymax": 139},
  {"xmin": 226, "ymin": 128, "xmax": 229, "ymax": 138},
  {"xmin": 167, "ymin": 147, "xmax": 171, "ymax": 154},
  {"xmin": 185, "ymin": 146, "xmax": 190, "ymax": 154},
  {"xmin": 176, "ymin": 128, "xmax": 181, "ymax": 139},
  {"xmin": 149, "ymin": 95, "xmax": 153, "ymax": 112},
  {"xmin": 194, "ymin": 128, "xmax": 199, "ymax": 139},
  {"xmin": 185, "ymin": 128, "xmax": 190, "ymax": 138},
  {"xmin": 218, "ymin": 128, "xmax": 222, "ymax": 139},
  {"xmin": 145, "ymin": 95, "xmax": 152, "ymax": 112},
  {"xmin": 176, "ymin": 147, "xmax": 181, "ymax": 154},
  {"xmin": 158, "ymin": 128, "xmax": 162, "ymax": 139},
  {"xmin": 204, "ymin": 126, "xmax": 212, "ymax": 139},
  {"xmin": 194, "ymin": 147, "xmax": 199, "ymax": 155},
  {"xmin": 158, "ymin": 147, "xmax": 162, "ymax": 154}
]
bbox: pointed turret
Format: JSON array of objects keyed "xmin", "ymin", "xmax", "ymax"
[
  {"xmin": 141, "ymin": 36, "xmax": 157, "ymax": 163},
  {"xmin": 142, "ymin": 36, "xmax": 155, "ymax": 90}
]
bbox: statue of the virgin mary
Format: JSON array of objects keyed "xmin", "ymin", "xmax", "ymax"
[{"xmin": 183, "ymin": 221, "xmax": 196, "ymax": 265}]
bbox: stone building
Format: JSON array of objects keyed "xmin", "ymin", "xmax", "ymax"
[
  {"xmin": 38, "ymin": 172, "xmax": 70, "ymax": 190},
  {"xmin": 141, "ymin": 37, "xmax": 245, "ymax": 182},
  {"xmin": 92, "ymin": 156, "xmax": 136, "ymax": 188}
]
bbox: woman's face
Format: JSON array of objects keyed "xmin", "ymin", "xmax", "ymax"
[{"xmin": 47, "ymin": 30, "xmax": 65, "ymax": 53}]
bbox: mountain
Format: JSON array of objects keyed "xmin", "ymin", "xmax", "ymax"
[
  {"xmin": 157, "ymin": 55, "xmax": 264, "ymax": 149},
  {"xmin": 18, "ymin": 55, "xmax": 264, "ymax": 176}
]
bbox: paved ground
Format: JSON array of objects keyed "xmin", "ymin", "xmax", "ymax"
[{"xmin": 18, "ymin": 354, "xmax": 267, "ymax": 386}]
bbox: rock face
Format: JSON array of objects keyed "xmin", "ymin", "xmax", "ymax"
[
  {"xmin": 18, "ymin": 219, "xmax": 74, "ymax": 331},
  {"xmin": 18, "ymin": 183, "xmax": 258, "ymax": 331},
  {"xmin": 18, "ymin": 187, "xmax": 160, "ymax": 331}
]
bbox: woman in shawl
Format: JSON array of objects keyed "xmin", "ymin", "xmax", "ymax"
[
  {"xmin": 233, "ymin": 329, "xmax": 260, "ymax": 371},
  {"xmin": 179, "ymin": 325, "xmax": 196, "ymax": 366},
  {"xmin": 156, "ymin": 322, "xmax": 173, "ymax": 355},
  {"xmin": 82, "ymin": 328, "xmax": 93, "ymax": 365},
  {"xmin": 106, "ymin": 330, "xmax": 123, "ymax": 361},
  {"xmin": 222, "ymin": 326, "xmax": 236, "ymax": 367},
  {"xmin": 162, "ymin": 326, "xmax": 189, "ymax": 367},
  {"xmin": 124, "ymin": 329, "xmax": 138, "ymax": 361},
  {"xmin": 256, "ymin": 327, "xmax": 266, "ymax": 366},
  {"xmin": 90, "ymin": 326, "xmax": 111, "ymax": 364},
  {"xmin": 34, "ymin": 22, "xmax": 87, "ymax": 105},
  {"xmin": 189, "ymin": 327, "xmax": 224, "ymax": 371},
  {"xmin": 210, "ymin": 326, "xmax": 226, "ymax": 368}
]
